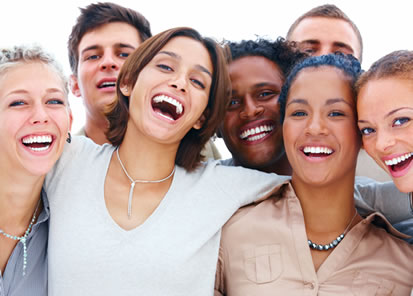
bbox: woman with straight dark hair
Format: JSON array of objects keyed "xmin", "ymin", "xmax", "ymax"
[{"xmin": 44, "ymin": 27, "xmax": 288, "ymax": 295}]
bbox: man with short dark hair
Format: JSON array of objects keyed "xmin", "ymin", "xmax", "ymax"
[{"xmin": 68, "ymin": 2, "xmax": 151, "ymax": 144}]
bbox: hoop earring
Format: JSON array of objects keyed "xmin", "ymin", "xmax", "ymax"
[{"xmin": 66, "ymin": 132, "xmax": 72, "ymax": 144}]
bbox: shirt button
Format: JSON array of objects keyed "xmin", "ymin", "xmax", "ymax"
[{"xmin": 304, "ymin": 281, "xmax": 315, "ymax": 289}]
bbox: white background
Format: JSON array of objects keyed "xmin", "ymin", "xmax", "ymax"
[{"xmin": 2, "ymin": 0, "xmax": 412, "ymax": 157}]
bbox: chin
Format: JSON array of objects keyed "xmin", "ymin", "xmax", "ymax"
[{"xmin": 393, "ymin": 178, "xmax": 413, "ymax": 194}]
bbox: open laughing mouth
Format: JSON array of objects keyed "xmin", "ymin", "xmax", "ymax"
[
  {"xmin": 22, "ymin": 135, "xmax": 53, "ymax": 152},
  {"xmin": 239, "ymin": 124, "xmax": 274, "ymax": 142},
  {"xmin": 97, "ymin": 80, "xmax": 116, "ymax": 89},
  {"xmin": 384, "ymin": 152, "xmax": 413, "ymax": 173},
  {"xmin": 302, "ymin": 146, "xmax": 334, "ymax": 158},
  {"xmin": 151, "ymin": 95, "xmax": 184, "ymax": 121}
]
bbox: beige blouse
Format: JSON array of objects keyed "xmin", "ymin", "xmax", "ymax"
[{"xmin": 215, "ymin": 182, "xmax": 413, "ymax": 296}]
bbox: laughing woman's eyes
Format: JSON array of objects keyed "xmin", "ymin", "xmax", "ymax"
[
  {"xmin": 190, "ymin": 78, "xmax": 205, "ymax": 89},
  {"xmin": 9, "ymin": 100, "xmax": 26, "ymax": 107},
  {"xmin": 47, "ymin": 99, "xmax": 65, "ymax": 105},
  {"xmin": 393, "ymin": 117, "xmax": 410, "ymax": 126},
  {"xmin": 291, "ymin": 111, "xmax": 307, "ymax": 117},
  {"xmin": 360, "ymin": 127, "xmax": 375, "ymax": 136},
  {"xmin": 328, "ymin": 111, "xmax": 345, "ymax": 117},
  {"xmin": 157, "ymin": 64, "xmax": 173, "ymax": 71}
]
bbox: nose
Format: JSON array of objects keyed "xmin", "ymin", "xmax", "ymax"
[
  {"xmin": 31, "ymin": 104, "xmax": 49, "ymax": 125},
  {"xmin": 305, "ymin": 114, "xmax": 328, "ymax": 136},
  {"xmin": 169, "ymin": 72, "xmax": 187, "ymax": 93},
  {"xmin": 239, "ymin": 96, "xmax": 264, "ymax": 120},
  {"xmin": 375, "ymin": 129, "xmax": 396, "ymax": 152},
  {"xmin": 99, "ymin": 53, "xmax": 119, "ymax": 71}
]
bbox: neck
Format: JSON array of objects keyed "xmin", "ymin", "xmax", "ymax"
[
  {"xmin": 117, "ymin": 128, "xmax": 177, "ymax": 181},
  {"xmin": 84, "ymin": 116, "xmax": 110, "ymax": 145},
  {"xmin": 267, "ymin": 155, "xmax": 292, "ymax": 175},
  {"xmin": 0, "ymin": 172, "xmax": 44, "ymax": 228},
  {"xmin": 292, "ymin": 173, "xmax": 357, "ymax": 234},
  {"xmin": 234, "ymin": 155, "xmax": 292, "ymax": 175}
]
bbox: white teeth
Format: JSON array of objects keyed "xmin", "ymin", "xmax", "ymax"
[
  {"xmin": 153, "ymin": 95, "xmax": 183, "ymax": 115},
  {"xmin": 99, "ymin": 81, "xmax": 116, "ymax": 88},
  {"xmin": 240, "ymin": 125, "xmax": 274, "ymax": 140},
  {"xmin": 28, "ymin": 145, "xmax": 50, "ymax": 152},
  {"xmin": 303, "ymin": 146, "xmax": 333, "ymax": 155},
  {"xmin": 22, "ymin": 135, "xmax": 52, "ymax": 144},
  {"xmin": 385, "ymin": 152, "xmax": 413, "ymax": 166}
]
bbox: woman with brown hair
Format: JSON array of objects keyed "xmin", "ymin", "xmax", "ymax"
[{"xmin": 44, "ymin": 27, "xmax": 287, "ymax": 295}]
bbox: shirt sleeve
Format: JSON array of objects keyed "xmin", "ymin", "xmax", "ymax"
[{"xmin": 354, "ymin": 176, "xmax": 413, "ymax": 224}]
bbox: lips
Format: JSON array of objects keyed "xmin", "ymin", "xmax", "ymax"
[
  {"xmin": 239, "ymin": 123, "xmax": 275, "ymax": 142},
  {"xmin": 22, "ymin": 134, "xmax": 53, "ymax": 152},
  {"xmin": 97, "ymin": 78, "xmax": 117, "ymax": 89},
  {"xmin": 151, "ymin": 94, "xmax": 184, "ymax": 121}
]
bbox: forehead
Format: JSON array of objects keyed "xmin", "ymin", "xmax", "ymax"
[
  {"xmin": 229, "ymin": 56, "xmax": 284, "ymax": 83},
  {"xmin": 359, "ymin": 77, "xmax": 413, "ymax": 106},
  {"xmin": 289, "ymin": 66, "xmax": 354, "ymax": 103},
  {"xmin": 0, "ymin": 62, "xmax": 66, "ymax": 95},
  {"xmin": 78, "ymin": 22, "xmax": 141, "ymax": 51},
  {"xmin": 290, "ymin": 17, "xmax": 360, "ymax": 56},
  {"xmin": 157, "ymin": 36, "xmax": 213, "ymax": 74}
]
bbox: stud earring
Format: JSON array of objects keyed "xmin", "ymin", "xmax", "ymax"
[{"xmin": 66, "ymin": 132, "xmax": 72, "ymax": 144}]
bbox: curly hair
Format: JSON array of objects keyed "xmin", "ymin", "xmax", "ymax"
[
  {"xmin": 279, "ymin": 53, "xmax": 362, "ymax": 123},
  {"xmin": 224, "ymin": 37, "xmax": 307, "ymax": 77},
  {"xmin": 356, "ymin": 50, "xmax": 413, "ymax": 92}
]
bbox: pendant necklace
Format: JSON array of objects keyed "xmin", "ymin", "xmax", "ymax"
[
  {"xmin": 116, "ymin": 148, "xmax": 176, "ymax": 219},
  {"xmin": 0, "ymin": 199, "xmax": 41, "ymax": 275},
  {"xmin": 308, "ymin": 210, "xmax": 357, "ymax": 251}
]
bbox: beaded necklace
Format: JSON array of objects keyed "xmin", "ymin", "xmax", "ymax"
[
  {"xmin": 308, "ymin": 210, "xmax": 357, "ymax": 251},
  {"xmin": 0, "ymin": 199, "xmax": 41, "ymax": 275}
]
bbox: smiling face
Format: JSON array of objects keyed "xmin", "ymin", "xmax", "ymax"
[
  {"xmin": 283, "ymin": 66, "xmax": 360, "ymax": 187},
  {"xmin": 358, "ymin": 77, "xmax": 413, "ymax": 192},
  {"xmin": 123, "ymin": 36, "xmax": 212, "ymax": 146},
  {"xmin": 289, "ymin": 17, "xmax": 361, "ymax": 60},
  {"xmin": 71, "ymin": 22, "xmax": 142, "ymax": 119},
  {"xmin": 0, "ymin": 62, "xmax": 72, "ymax": 176},
  {"xmin": 220, "ymin": 56, "xmax": 285, "ymax": 171}
]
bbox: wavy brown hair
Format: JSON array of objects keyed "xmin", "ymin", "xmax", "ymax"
[{"xmin": 105, "ymin": 27, "xmax": 231, "ymax": 171}]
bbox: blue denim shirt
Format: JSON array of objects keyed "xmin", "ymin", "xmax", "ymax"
[{"xmin": 0, "ymin": 190, "xmax": 49, "ymax": 296}]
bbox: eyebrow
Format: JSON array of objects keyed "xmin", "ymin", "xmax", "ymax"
[
  {"xmin": 7, "ymin": 88, "xmax": 65, "ymax": 96},
  {"xmin": 332, "ymin": 41, "xmax": 354, "ymax": 54},
  {"xmin": 286, "ymin": 97, "xmax": 352, "ymax": 107},
  {"xmin": 80, "ymin": 43, "xmax": 136, "ymax": 56},
  {"xmin": 158, "ymin": 50, "xmax": 212, "ymax": 77},
  {"xmin": 358, "ymin": 107, "xmax": 413, "ymax": 124}
]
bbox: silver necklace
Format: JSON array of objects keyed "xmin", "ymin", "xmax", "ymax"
[
  {"xmin": 0, "ymin": 199, "xmax": 41, "ymax": 275},
  {"xmin": 116, "ymin": 148, "xmax": 176, "ymax": 218},
  {"xmin": 308, "ymin": 210, "xmax": 357, "ymax": 251}
]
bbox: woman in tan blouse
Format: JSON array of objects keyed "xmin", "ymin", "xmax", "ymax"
[{"xmin": 215, "ymin": 54, "xmax": 413, "ymax": 295}]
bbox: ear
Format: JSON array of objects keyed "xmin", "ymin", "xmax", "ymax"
[
  {"xmin": 70, "ymin": 74, "xmax": 81, "ymax": 97},
  {"xmin": 120, "ymin": 84, "xmax": 131, "ymax": 96},
  {"xmin": 193, "ymin": 114, "xmax": 206, "ymax": 130}
]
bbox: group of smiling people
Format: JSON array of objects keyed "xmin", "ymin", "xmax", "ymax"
[{"xmin": 1, "ymin": 4, "xmax": 413, "ymax": 296}]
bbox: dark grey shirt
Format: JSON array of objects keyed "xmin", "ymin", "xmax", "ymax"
[{"xmin": 0, "ymin": 190, "xmax": 49, "ymax": 296}]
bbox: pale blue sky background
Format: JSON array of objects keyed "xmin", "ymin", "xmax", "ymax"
[{"xmin": 2, "ymin": 0, "xmax": 412, "ymax": 156}]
